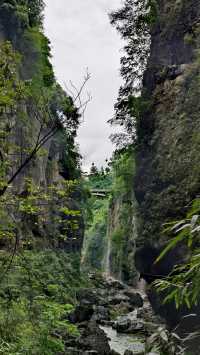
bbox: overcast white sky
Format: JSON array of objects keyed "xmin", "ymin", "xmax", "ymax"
[{"xmin": 44, "ymin": 0, "xmax": 122, "ymax": 171}]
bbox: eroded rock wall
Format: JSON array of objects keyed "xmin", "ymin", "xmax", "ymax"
[
  {"xmin": 135, "ymin": 0, "xmax": 200, "ymax": 248},
  {"xmin": 105, "ymin": 191, "xmax": 138, "ymax": 284},
  {"xmin": 0, "ymin": 7, "xmax": 84, "ymax": 253},
  {"xmin": 134, "ymin": 0, "xmax": 200, "ymax": 329}
]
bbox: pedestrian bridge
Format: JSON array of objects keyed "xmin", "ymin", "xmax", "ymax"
[{"xmin": 90, "ymin": 189, "xmax": 111, "ymax": 198}]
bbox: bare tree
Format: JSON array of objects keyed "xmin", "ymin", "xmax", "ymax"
[
  {"xmin": 0, "ymin": 73, "xmax": 91, "ymax": 197},
  {"xmin": 64, "ymin": 69, "xmax": 92, "ymax": 121}
]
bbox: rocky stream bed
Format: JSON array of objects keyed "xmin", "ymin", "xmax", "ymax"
[{"xmin": 65, "ymin": 277, "xmax": 175, "ymax": 355}]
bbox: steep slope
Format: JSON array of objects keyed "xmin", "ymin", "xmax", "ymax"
[
  {"xmin": 82, "ymin": 150, "xmax": 138, "ymax": 285},
  {"xmin": 135, "ymin": 0, "xmax": 200, "ymax": 254},
  {"xmin": 134, "ymin": 0, "xmax": 200, "ymax": 328},
  {"xmin": 104, "ymin": 149, "xmax": 138, "ymax": 284},
  {"xmin": 0, "ymin": 2, "xmax": 86, "ymax": 353},
  {"xmin": 0, "ymin": 0, "xmax": 84, "ymax": 251}
]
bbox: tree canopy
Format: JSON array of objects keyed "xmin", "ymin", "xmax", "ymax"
[{"xmin": 109, "ymin": 0, "xmax": 157, "ymax": 144}]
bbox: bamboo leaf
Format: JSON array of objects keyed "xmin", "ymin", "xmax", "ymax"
[{"xmin": 156, "ymin": 230, "xmax": 187, "ymax": 263}]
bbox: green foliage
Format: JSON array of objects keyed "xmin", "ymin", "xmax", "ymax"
[
  {"xmin": 87, "ymin": 168, "xmax": 112, "ymax": 191},
  {"xmin": 111, "ymin": 228, "xmax": 124, "ymax": 252},
  {"xmin": 0, "ymin": 41, "xmax": 25, "ymax": 108},
  {"xmin": 111, "ymin": 146, "xmax": 135, "ymax": 197},
  {"xmin": 146, "ymin": 326, "xmax": 184, "ymax": 355},
  {"xmin": 82, "ymin": 198, "xmax": 109, "ymax": 271},
  {"xmin": 0, "ymin": 39, "xmax": 81, "ymax": 198},
  {"xmin": 90, "ymin": 162, "xmax": 98, "ymax": 176},
  {"xmin": 27, "ymin": 0, "xmax": 44, "ymax": 27},
  {"xmin": 0, "ymin": 250, "xmax": 85, "ymax": 354},
  {"xmin": 0, "ymin": 177, "xmax": 83, "ymax": 252},
  {"xmin": 82, "ymin": 148, "xmax": 138, "ymax": 282},
  {"xmin": 107, "ymin": 147, "xmax": 138, "ymax": 281},
  {"xmin": 0, "ymin": 0, "xmax": 44, "ymax": 31},
  {"xmin": 22, "ymin": 28, "xmax": 54, "ymax": 88},
  {"xmin": 0, "ymin": 3, "xmax": 85, "ymax": 354},
  {"xmin": 154, "ymin": 198, "xmax": 200, "ymax": 309},
  {"xmin": 82, "ymin": 169, "xmax": 112, "ymax": 271},
  {"xmin": 109, "ymin": 0, "xmax": 157, "ymax": 143}
]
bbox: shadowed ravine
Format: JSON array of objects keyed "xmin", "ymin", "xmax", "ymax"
[
  {"xmin": 0, "ymin": 0, "xmax": 200, "ymax": 353},
  {"xmin": 65, "ymin": 275, "xmax": 166, "ymax": 354}
]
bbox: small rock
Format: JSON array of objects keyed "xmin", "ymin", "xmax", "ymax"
[
  {"xmin": 99, "ymin": 320, "xmax": 115, "ymax": 327},
  {"xmin": 127, "ymin": 321, "xmax": 144, "ymax": 333},
  {"xmin": 124, "ymin": 291, "xmax": 144, "ymax": 308},
  {"xmin": 114, "ymin": 318, "xmax": 131, "ymax": 332},
  {"xmin": 65, "ymin": 348, "xmax": 82, "ymax": 355},
  {"xmin": 108, "ymin": 294, "xmax": 130, "ymax": 305},
  {"xmin": 105, "ymin": 278, "xmax": 126, "ymax": 290},
  {"xmin": 124, "ymin": 349, "xmax": 145, "ymax": 355}
]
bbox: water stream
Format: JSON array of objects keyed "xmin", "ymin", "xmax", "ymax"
[
  {"xmin": 100, "ymin": 325, "xmax": 145, "ymax": 355},
  {"xmin": 104, "ymin": 231, "xmax": 111, "ymax": 277}
]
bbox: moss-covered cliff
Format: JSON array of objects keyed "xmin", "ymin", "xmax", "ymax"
[
  {"xmin": 105, "ymin": 149, "xmax": 138, "ymax": 284},
  {"xmin": 0, "ymin": 0, "xmax": 84, "ymax": 252},
  {"xmin": 135, "ymin": 0, "xmax": 200, "ymax": 248},
  {"xmin": 0, "ymin": 2, "xmax": 87, "ymax": 353},
  {"xmin": 82, "ymin": 149, "xmax": 138, "ymax": 284}
]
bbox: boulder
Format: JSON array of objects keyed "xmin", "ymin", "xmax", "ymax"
[
  {"xmin": 92, "ymin": 305, "xmax": 110, "ymax": 322},
  {"xmin": 113, "ymin": 311, "xmax": 144, "ymax": 334},
  {"xmin": 76, "ymin": 289, "xmax": 99, "ymax": 306},
  {"xmin": 68, "ymin": 304, "xmax": 94, "ymax": 323},
  {"xmin": 109, "ymin": 351, "xmax": 120, "ymax": 355},
  {"xmin": 124, "ymin": 291, "xmax": 144, "ymax": 308},
  {"xmin": 114, "ymin": 317, "xmax": 131, "ymax": 332},
  {"xmin": 80, "ymin": 321, "xmax": 111, "ymax": 355},
  {"xmin": 108, "ymin": 294, "xmax": 130, "ymax": 306},
  {"xmin": 105, "ymin": 277, "xmax": 126, "ymax": 290},
  {"xmin": 127, "ymin": 321, "xmax": 144, "ymax": 333}
]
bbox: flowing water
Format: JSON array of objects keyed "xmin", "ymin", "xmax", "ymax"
[
  {"xmin": 100, "ymin": 325, "xmax": 145, "ymax": 355},
  {"xmin": 104, "ymin": 232, "xmax": 111, "ymax": 277}
]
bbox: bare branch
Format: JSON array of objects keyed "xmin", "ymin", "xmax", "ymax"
[{"xmin": 64, "ymin": 68, "xmax": 92, "ymax": 120}]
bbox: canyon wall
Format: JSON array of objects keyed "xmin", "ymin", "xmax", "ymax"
[
  {"xmin": 0, "ymin": 2, "xmax": 84, "ymax": 253},
  {"xmin": 134, "ymin": 0, "xmax": 200, "ymax": 326},
  {"xmin": 135, "ymin": 0, "xmax": 200, "ymax": 249}
]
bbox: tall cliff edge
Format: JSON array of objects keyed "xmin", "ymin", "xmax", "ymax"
[{"xmin": 135, "ymin": 0, "xmax": 200, "ymax": 247}]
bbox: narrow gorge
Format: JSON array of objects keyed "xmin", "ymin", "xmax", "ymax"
[{"xmin": 0, "ymin": 1, "xmax": 199, "ymax": 355}]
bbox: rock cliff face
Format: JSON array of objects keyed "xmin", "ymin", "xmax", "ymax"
[
  {"xmin": 134, "ymin": 0, "xmax": 200, "ymax": 325},
  {"xmin": 105, "ymin": 191, "xmax": 138, "ymax": 284},
  {"xmin": 0, "ymin": 5, "xmax": 84, "ymax": 253},
  {"xmin": 104, "ymin": 151, "xmax": 139, "ymax": 284},
  {"xmin": 135, "ymin": 0, "xmax": 200, "ymax": 247}
]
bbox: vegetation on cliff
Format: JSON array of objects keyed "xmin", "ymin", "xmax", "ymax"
[
  {"xmin": 109, "ymin": 0, "xmax": 157, "ymax": 146},
  {"xmin": 110, "ymin": 1, "xmax": 200, "ymax": 340},
  {"xmin": 82, "ymin": 147, "xmax": 138, "ymax": 283},
  {"xmin": 155, "ymin": 198, "xmax": 200, "ymax": 309},
  {"xmin": 0, "ymin": 1, "xmax": 88, "ymax": 353},
  {"xmin": 0, "ymin": 0, "xmax": 200, "ymax": 352},
  {"xmin": 81, "ymin": 165, "xmax": 111, "ymax": 271}
]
